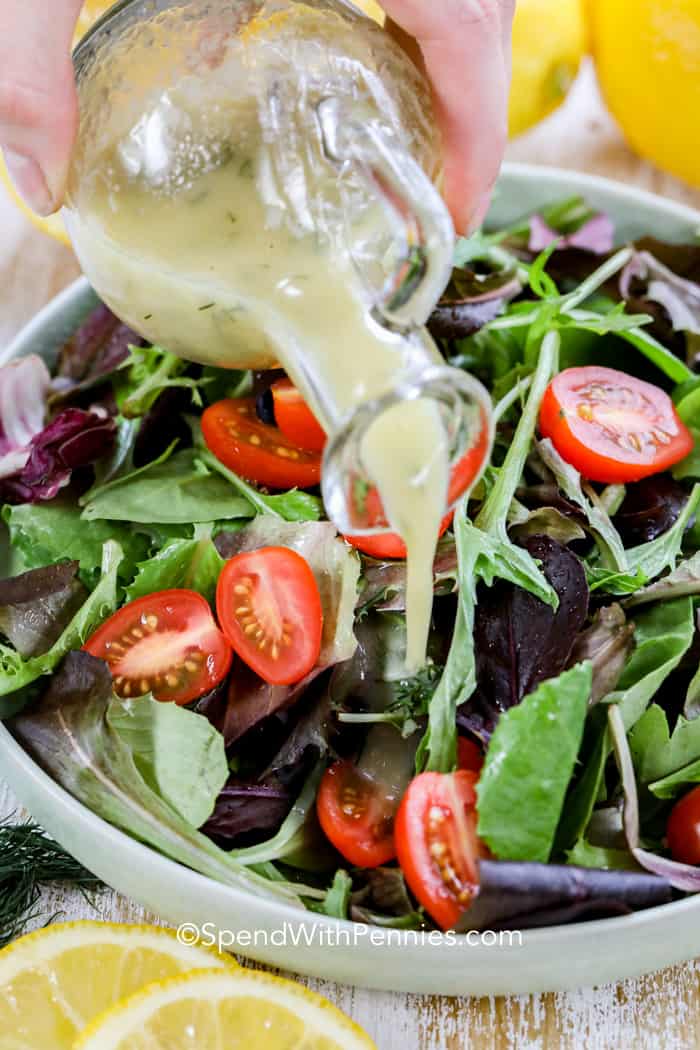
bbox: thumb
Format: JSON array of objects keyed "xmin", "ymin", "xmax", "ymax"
[{"xmin": 0, "ymin": 0, "xmax": 83, "ymax": 216}]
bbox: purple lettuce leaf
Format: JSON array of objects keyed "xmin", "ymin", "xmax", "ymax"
[
  {"xmin": 456, "ymin": 857, "xmax": 673, "ymax": 932},
  {"xmin": 55, "ymin": 304, "xmax": 142, "ymax": 389},
  {"xmin": 200, "ymin": 779, "xmax": 293, "ymax": 844},
  {"xmin": 0, "ymin": 408, "xmax": 116, "ymax": 505},
  {"xmin": 458, "ymin": 535, "xmax": 589, "ymax": 742},
  {"xmin": 428, "ymin": 267, "xmax": 522, "ymax": 341},
  {"xmin": 0, "ymin": 355, "xmax": 51, "ymax": 477},
  {"xmin": 620, "ymin": 250, "xmax": 700, "ymax": 335},
  {"xmin": 613, "ymin": 474, "xmax": 689, "ymax": 546},
  {"xmin": 567, "ymin": 604, "xmax": 636, "ymax": 705},
  {"xmin": 0, "ymin": 562, "xmax": 86, "ymax": 657}
]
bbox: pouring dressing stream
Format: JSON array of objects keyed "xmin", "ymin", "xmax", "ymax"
[{"xmin": 65, "ymin": 0, "xmax": 492, "ymax": 673}]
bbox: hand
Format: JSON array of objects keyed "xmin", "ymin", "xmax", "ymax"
[
  {"xmin": 381, "ymin": 0, "xmax": 515, "ymax": 234},
  {"xmin": 0, "ymin": 0, "xmax": 83, "ymax": 216}
]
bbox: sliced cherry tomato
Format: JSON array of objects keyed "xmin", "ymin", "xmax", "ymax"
[
  {"xmin": 216, "ymin": 546, "xmax": 323, "ymax": 685},
  {"xmin": 666, "ymin": 785, "xmax": 700, "ymax": 866},
  {"xmin": 84, "ymin": 590, "xmax": 232, "ymax": 705},
  {"xmin": 316, "ymin": 760, "xmax": 397, "ymax": 867},
  {"xmin": 202, "ymin": 398, "xmax": 321, "ymax": 489},
  {"xmin": 457, "ymin": 736, "xmax": 484, "ymax": 774},
  {"xmin": 345, "ymin": 410, "xmax": 492, "ymax": 559},
  {"xmin": 395, "ymin": 770, "xmax": 484, "ymax": 930},
  {"xmin": 539, "ymin": 366, "xmax": 693, "ymax": 484},
  {"xmin": 271, "ymin": 378, "xmax": 327, "ymax": 453}
]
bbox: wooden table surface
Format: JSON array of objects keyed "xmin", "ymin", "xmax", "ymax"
[{"xmin": 2, "ymin": 63, "xmax": 700, "ymax": 1050}]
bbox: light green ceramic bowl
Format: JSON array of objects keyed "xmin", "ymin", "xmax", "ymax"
[{"xmin": 1, "ymin": 164, "xmax": 700, "ymax": 995}]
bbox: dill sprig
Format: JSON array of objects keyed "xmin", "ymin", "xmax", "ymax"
[{"xmin": 0, "ymin": 819, "xmax": 103, "ymax": 948}]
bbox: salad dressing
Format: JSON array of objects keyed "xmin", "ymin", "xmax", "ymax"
[{"xmin": 67, "ymin": 97, "xmax": 450, "ymax": 673}]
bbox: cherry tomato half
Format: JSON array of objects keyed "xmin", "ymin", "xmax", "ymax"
[
  {"xmin": 457, "ymin": 737, "xmax": 484, "ymax": 774},
  {"xmin": 539, "ymin": 366, "xmax": 693, "ymax": 484},
  {"xmin": 202, "ymin": 398, "xmax": 321, "ymax": 489},
  {"xmin": 666, "ymin": 785, "xmax": 700, "ymax": 866},
  {"xmin": 84, "ymin": 589, "xmax": 232, "ymax": 705},
  {"xmin": 345, "ymin": 410, "xmax": 492, "ymax": 559},
  {"xmin": 316, "ymin": 760, "xmax": 398, "ymax": 868},
  {"xmin": 216, "ymin": 546, "xmax": 323, "ymax": 685},
  {"xmin": 271, "ymin": 379, "xmax": 327, "ymax": 453},
  {"xmin": 395, "ymin": 770, "xmax": 484, "ymax": 930}
]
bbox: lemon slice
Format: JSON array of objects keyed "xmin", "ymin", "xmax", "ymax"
[
  {"xmin": 75, "ymin": 968, "xmax": 377, "ymax": 1050},
  {"xmin": 0, "ymin": 921, "xmax": 234, "ymax": 1050}
]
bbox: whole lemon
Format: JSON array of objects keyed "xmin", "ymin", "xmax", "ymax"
[
  {"xmin": 590, "ymin": 0, "xmax": 700, "ymax": 188},
  {"xmin": 508, "ymin": 0, "xmax": 587, "ymax": 138}
]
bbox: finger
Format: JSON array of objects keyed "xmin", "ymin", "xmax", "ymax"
[
  {"xmin": 0, "ymin": 0, "xmax": 83, "ymax": 214},
  {"xmin": 382, "ymin": 0, "xmax": 515, "ymax": 234}
]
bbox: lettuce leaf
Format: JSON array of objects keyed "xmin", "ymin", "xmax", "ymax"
[
  {"xmin": 3, "ymin": 502, "xmax": 149, "ymax": 587},
  {"xmin": 629, "ymin": 703, "xmax": 700, "ymax": 798},
  {"xmin": 476, "ymin": 662, "xmax": 592, "ymax": 863},
  {"xmin": 126, "ymin": 524, "xmax": 225, "ymax": 605},
  {"xmin": 0, "ymin": 541, "xmax": 123, "ymax": 709},
  {"xmin": 11, "ymin": 651, "xmax": 313, "ymax": 905}
]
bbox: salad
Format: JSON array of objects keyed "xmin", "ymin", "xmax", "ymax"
[{"xmin": 2, "ymin": 195, "xmax": 700, "ymax": 933}]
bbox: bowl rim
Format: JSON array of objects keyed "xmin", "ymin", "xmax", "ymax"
[{"xmin": 2, "ymin": 160, "xmax": 700, "ymax": 972}]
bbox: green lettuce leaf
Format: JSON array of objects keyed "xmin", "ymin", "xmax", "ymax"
[
  {"xmin": 3, "ymin": 503, "xmax": 148, "ymax": 586},
  {"xmin": 11, "ymin": 651, "xmax": 314, "ymax": 905},
  {"xmin": 629, "ymin": 703, "xmax": 700, "ymax": 799},
  {"xmin": 126, "ymin": 524, "xmax": 225, "ymax": 605},
  {"xmin": 198, "ymin": 450, "xmax": 322, "ymax": 523},
  {"xmin": 114, "ymin": 345, "xmax": 206, "ymax": 418},
  {"xmin": 625, "ymin": 551, "xmax": 700, "ymax": 607},
  {"xmin": 81, "ymin": 449, "xmax": 254, "ymax": 525},
  {"xmin": 476, "ymin": 662, "xmax": 592, "ymax": 863},
  {"xmin": 0, "ymin": 541, "xmax": 123, "ymax": 709},
  {"xmin": 605, "ymin": 597, "xmax": 695, "ymax": 730}
]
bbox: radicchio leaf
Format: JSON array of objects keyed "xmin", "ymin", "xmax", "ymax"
[
  {"xmin": 528, "ymin": 213, "xmax": 614, "ymax": 256},
  {"xmin": 0, "ymin": 409, "xmax": 116, "ymax": 505},
  {"xmin": 0, "ymin": 356, "xmax": 50, "ymax": 474},
  {"xmin": 0, "ymin": 562, "xmax": 86, "ymax": 657},
  {"xmin": 428, "ymin": 267, "xmax": 521, "ymax": 341},
  {"xmin": 614, "ymin": 474, "xmax": 689, "ymax": 546},
  {"xmin": 568, "ymin": 604, "xmax": 636, "ymax": 704},
  {"xmin": 456, "ymin": 858, "xmax": 672, "ymax": 932},
  {"xmin": 609, "ymin": 704, "xmax": 700, "ymax": 891},
  {"xmin": 458, "ymin": 535, "xmax": 589, "ymax": 741}
]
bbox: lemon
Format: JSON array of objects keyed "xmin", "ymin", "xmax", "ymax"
[
  {"xmin": 508, "ymin": 0, "xmax": 587, "ymax": 138},
  {"xmin": 0, "ymin": 921, "xmax": 233, "ymax": 1050},
  {"xmin": 590, "ymin": 0, "xmax": 700, "ymax": 188},
  {"xmin": 351, "ymin": 0, "xmax": 385, "ymax": 22},
  {"xmin": 75, "ymin": 968, "xmax": 377, "ymax": 1050},
  {"xmin": 0, "ymin": 1, "xmax": 114, "ymax": 244}
]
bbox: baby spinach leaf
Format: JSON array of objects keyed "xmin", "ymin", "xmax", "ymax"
[
  {"xmin": 81, "ymin": 449, "xmax": 254, "ymax": 524},
  {"xmin": 0, "ymin": 541, "xmax": 123, "ymax": 708},
  {"xmin": 476, "ymin": 662, "xmax": 592, "ymax": 863},
  {"xmin": 126, "ymin": 524, "xmax": 225, "ymax": 605}
]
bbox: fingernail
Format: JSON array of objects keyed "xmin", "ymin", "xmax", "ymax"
[
  {"xmin": 467, "ymin": 190, "xmax": 494, "ymax": 235},
  {"xmin": 2, "ymin": 149, "xmax": 55, "ymax": 216}
]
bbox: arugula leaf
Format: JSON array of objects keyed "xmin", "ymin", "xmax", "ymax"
[
  {"xmin": 476, "ymin": 662, "xmax": 592, "ymax": 863},
  {"xmin": 198, "ymin": 450, "xmax": 322, "ymax": 522},
  {"xmin": 625, "ymin": 484, "xmax": 700, "ymax": 580},
  {"xmin": 604, "ymin": 597, "xmax": 695, "ymax": 730},
  {"xmin": 11, "ymin": 651, "xmax": 313, "ymax": 904},
  {"xmin": 537, "ymin": 438, "xmax": 628, "ymax": 571},
  {"xmin": 81, "ymin": 449, "xmax": 254, "ymax": 524},
  {"xmin": 0, "ymin": 541, "xmax": 123, "ymax": 708},
  {"xmin": 3, "ymin": 503, "xmax": 149, "ymax": 587},
  {"xmin": 114, "ymin": 345, "xmax": 205, "ymax": 418},
  {"xmin": 126, "ymin": 524, "xmax": 225, "ymax": 605}
]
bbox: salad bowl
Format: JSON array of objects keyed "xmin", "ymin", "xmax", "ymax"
[{"xmin": 1, "ymin": 163, "xmax": 700, "ymax": 996}]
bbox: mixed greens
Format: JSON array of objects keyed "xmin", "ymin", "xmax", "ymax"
[{"xmin": 2, "ymin": 196, "xmax": 700, "ymax": 931}]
